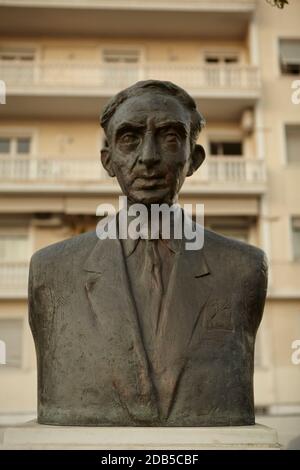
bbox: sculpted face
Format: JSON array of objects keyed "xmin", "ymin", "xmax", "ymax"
[{"xmin": 101, "ymin": 91, "xmax": 205, "ymax": 205}]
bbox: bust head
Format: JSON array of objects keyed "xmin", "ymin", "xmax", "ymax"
[{"xmin": 100, "ymin": 80, "xmax": 206, "ymax": 205}]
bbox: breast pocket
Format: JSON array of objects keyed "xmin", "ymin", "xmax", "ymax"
[{"xmin": 204, "ymin": 299, "xmax": 233, "ymax": 332}]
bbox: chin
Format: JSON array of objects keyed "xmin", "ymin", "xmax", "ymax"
[{"xmin": 130, "ymin": 188, "xmax": 171, "ymax": 206}]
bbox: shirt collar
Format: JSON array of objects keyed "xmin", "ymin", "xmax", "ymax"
[
  {"xmin": 118, "ymin": 205, "xmax": 183, "ymax": 258},
  {"xmin": 122, "ymin": 235, "xmax": 182, "ymax": 258}
]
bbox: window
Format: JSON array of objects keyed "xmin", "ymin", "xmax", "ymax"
[
  {"xmin": 0, "ymin": 48, "xmax": 36, "ymax": 83},
  {"xmin": 101, "ymin": 48, "xmax": 141, "ymax": 86},
  {"xmin": 17, "ymin": 137, "xmax": 31, "ymax": 154},
  {"xmin": 279, "ymin": 39, "xmax": 300, "ymax": 75},
  {"xmin": 292, "ymin": 217, "xmax": 300, "ymax": 261},
  {"xmin": 285, "ymin": 125, "xmax": 300, "ymax": 163},
  {"xmin": 102, "ymin": 49, "xmax": 140, "ymax": 64},
  {"xmin": 0, "ymin": 234, "xmax": 29, "ymax": 262},
  {"xmin": 203, "ymin": 52, "xmax": 241, "ymax": 88},
  {"xmin": 209, "ymin": 140, "xmax": 243, "ymax": 156},
  {"xmin": 204, "ymin": 52, "xmax": 239, "ymax": 65},
  {"xmin": 207, "ymin": 218, "xmax": 249, "ymax": 243},
  {"xmin": 254, "ymin": 330, "xmax": 262, "ymax": 368},
  {"xmin": 0, "ymin": 48, "xmax": 35, "ymax": 62},
  {"xmin": 0, "ymin": 138, "xmax": 10, "ymax": 154},
  {"xmin": 0, "ymin": 319, "xmax": 23, "ymax": 367},
  {"xmin": 0, "ymin": 136, "xmax": 32, "ymax": 156},
  {"xmin": 254, "ymin": 327, "xmax": 266, "ymax": 369},
  {"xmin": 212, "ymin": 227, "xmax": 248, "ymax": 243},
  {"xmin": 205, "ymin": 56, "xmax": 219, "ymax": 64},
  {"xmin": 0, "ymin": 232, "xmax": 29, "ymax": 295}
]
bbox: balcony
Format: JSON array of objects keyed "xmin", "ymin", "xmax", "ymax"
[
  {"xmin": 190, "ymin": 157, "xmax": 266, "ymax": 194},
  {"xmin": 0, "ymin": 61, "xmax": 260, "ymax": 120},
  {"xmin": 0, "ymin": 1, "xmax": 256, "ymax": 39},
  {"xmin": 0, "ymin": 61, "xmax": 260, "ymax": 93},
  {"xmin": 0, "ymin": 156, "xmax": 266, "ymax": 195},
  {"xmin": 0, "ymin": 262, "xmax": 29, "ymax": 298}
]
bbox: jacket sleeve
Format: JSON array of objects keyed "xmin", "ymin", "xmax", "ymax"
[
  {"xmin": 28, "ymin": 254, "xmax": 37, "ymax": 340},
  {"xmin": 251, "ymin": 250, "xmax": 268, "ymax": 335}
]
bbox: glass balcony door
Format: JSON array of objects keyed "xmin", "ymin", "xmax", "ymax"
[
  {"xmin": 101, "ymin": 49, "xmax": 141, "ymax": 88},
  {"xmin": 204, "ymin": 51, "xmax": 240, "ymax": 88},
  {"xmin": 0, "ymin": 48, "xmax": 36, "ymax": 85},
  {"xmin": 0, "ymin": 136, "xmax": 32, "ymax": 180}
]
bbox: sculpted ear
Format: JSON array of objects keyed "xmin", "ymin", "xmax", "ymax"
[
  {"xmin": 187, "ymin": 144, "xmax": 206, "ymax": 177},
  {"xmin": 101, "ymin": 148, "xmax": 115, "ymax": 177}
]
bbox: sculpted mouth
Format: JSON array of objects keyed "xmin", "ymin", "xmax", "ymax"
[
  {"xmin": 136, "ymin": 173, "xmax": 165, "ymax": 179},
  {"xmin": 133, "ymin": 175, "xmax": 166, "ymax": 189}
]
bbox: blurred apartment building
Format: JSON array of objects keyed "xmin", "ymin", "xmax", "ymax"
[{"xmin": 0, "ymin": 0, "xmax": 299, "ymax": 421}]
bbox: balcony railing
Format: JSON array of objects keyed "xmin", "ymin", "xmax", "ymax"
[
  {"xmin": 0, "ymin": 262, "xmax": 29, "ymax": 297},
  {"xmin": 194, "ymin": 156, "xmax": 266, "ymax": 184},
  {"xmin": 0, "ymin": 156, "xmax": 266, "ymax": 187},
  {"xmin": 0, "ymin": 61, "xmax": 260, "ymax": 93},
  {"xmin": 0, "ymin": 156, "xmax": 105, "ymax": 182}
]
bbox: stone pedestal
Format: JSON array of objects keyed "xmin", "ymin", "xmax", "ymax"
[{"xmin": 0, "ymin": 421, "xmax": 280, "ymax": 449}]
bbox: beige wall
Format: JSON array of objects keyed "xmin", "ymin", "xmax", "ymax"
[
  {"xmin": 0, "ymin": 120, "xmax": 101, "ymax": 158},
  {"xmin": 0, "ymin": 1, "xmax": 300, "ymax": 416},
  {"xmin": 267, "ymin": 300, "xmax": 300, "ymax": 404},
  {"xmin": 254, "ymin": 0, "xmax": 300, "ymax": 407},
  {"xmin": 0, "ymin": 300, "xmax": 36, "ymax": 413},
  {"xmin": 1, "ymin": 37, "xmax": 248, "ymax": 64},
  {"xmin": 255, "ymin": 299, "xmax": 300, "ymax": 406},
  {"xmin": 0, "ymin": 120, "xmax": 257, "ymax": 159},
  {"xmin": 256, "ymin": 0, "xmax": 300, "ymax": 298}
]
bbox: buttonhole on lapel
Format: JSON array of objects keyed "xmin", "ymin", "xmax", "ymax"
[
  {"xmin": 195, "ymin": 272, "xmax": 210, "ymax": 278},
  {"xmin": 85, "ymin": 277, "xmax": 99, "ymax": 292}
]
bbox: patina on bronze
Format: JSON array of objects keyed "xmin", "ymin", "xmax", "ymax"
[{"xmin": 29, "ymin": 80, "xmax": 268, "ymax": 426}]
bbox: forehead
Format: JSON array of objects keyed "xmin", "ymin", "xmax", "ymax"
[{"xmin": 107, "ymin": 91, "xmax": 191, "ymax": 134}]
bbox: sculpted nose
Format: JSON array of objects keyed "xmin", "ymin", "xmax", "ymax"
[{"xmin": 139, "ymin": 133, "xmax": 159, "ymax": 167}]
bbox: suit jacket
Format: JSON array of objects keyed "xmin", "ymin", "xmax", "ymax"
[{"xmin": 28, "ymin": 215, "xmax": 268, "ymax": 426}]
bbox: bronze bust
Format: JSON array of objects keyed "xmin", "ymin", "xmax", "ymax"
[{"xmin": 29, "ymin": 80, "xmax": 267, "ymax": 426}]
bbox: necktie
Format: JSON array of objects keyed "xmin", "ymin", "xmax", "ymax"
[{"xmin": 141, "ymin": 239, "xmax": 164, "ymax": 339}]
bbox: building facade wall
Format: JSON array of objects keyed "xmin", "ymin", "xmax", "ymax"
[{"xmin": 0, "ymin": 0, "xmax": 299, "ymax": 418}]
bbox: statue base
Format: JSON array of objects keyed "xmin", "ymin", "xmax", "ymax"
[{"xmin": 0, "ymin": 421, "xmax": 280, "ymax": 449}]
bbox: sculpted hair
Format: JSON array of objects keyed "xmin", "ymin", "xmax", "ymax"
[{"xmin": 100, "ymin": 80, "xmax": 206, "ymax": 147}]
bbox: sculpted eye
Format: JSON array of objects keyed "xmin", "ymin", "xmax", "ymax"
[
  {"xmin": 120, "ymin": 133, "xmax": 139, "ymax": 145},
  {"xmin": 164, "ymin": 132, "xmax": 179, "ymax": 144}
]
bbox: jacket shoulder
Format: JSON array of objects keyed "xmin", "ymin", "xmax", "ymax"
[
  {"xmin": 203, "ymin": 228, "xmax": 268, "ymax": 273},
  {"xmin": 203, "ymin": 228, "xmax": 267, "ymax": 331},
  {"xmin": 30, "ymin": 230, "xmax": 98, "ymax": 274}
]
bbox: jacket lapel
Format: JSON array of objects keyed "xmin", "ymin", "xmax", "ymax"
[
  {"xmin": 154, "ymin": 223, "xmax": 212, "ymax": 420},
  {"xmin": 83, "ymin": 227, "xmax": 159, "ymax": 423}
]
